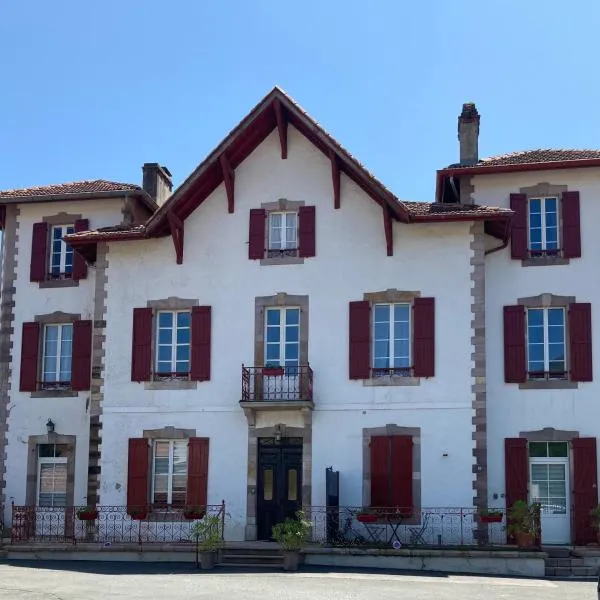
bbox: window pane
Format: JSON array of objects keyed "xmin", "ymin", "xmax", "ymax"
[
  {"xmin": 548, "ymin": 345, "xmax": 565, "ymax": 363},
  {"xmin": 155, "ymin": 441, "xmax": 170, "ymax": 458},
  {"xmin": 158, "ymin": 328, "xmax": 172, "ymax": 345},
  {"xmin": 546, "ymin": 211, "xmax": 557, "ymax": 227},
  {"xmin": 529, "ymin": 442, "xmax": 548, "ymax": 457},
  {"xmin": 266, "ymin": 309, "xmax": 280, "ymax": 326},
  {"xmin": 285, "ymin": 343, "xmax": 299, "ymax": 361},
  {"xmin": 266, "ymin": 326, "xmax": 280, "ymax": 344},
  {"xmin": 394, "ymin": 339, "xmax": 410, "ymax": 359},
  {"xmin": 157, "ymin": 361, "xmax": 171, "ymax": 373},
  {"xmin": 177, "ymin": 328, "xmax": 190, "ymax": 344},
  {"xmin": 545, "ymin": 197, "xmax": 557, "ymax": 212},
  {"xmin": 269, "ymin": 213, "xmax": 282, "ymax": 228},
  {"xmin": 374, "ymin": 340, "xmax": 390, "ymax": 359},
  {"xmin": 285, "ymin": 309, "xmax": 300, "ymax": 326},
  {"xmin": 38, "ymin": 444, "xmax": 56, "ymax": 458},
  {"xmin": 531, "ymin": 463, "xmax": 548, "ymax": 480},
  {"xmin": 288, "ymin": 468, "xmax": 298, "ymax": 501},
  {"xmin": 373, "ymin": 357, "xmax": 389, "ymax": 369},
  {"xmin": 374, "ymin": 304, "xmax": 390, "ymax": 323},
  {"xmin": 266, "ymin": 344, "xmax": 280, "ymax": 362},
  {"xmin": 173, "ymin": 442, "xmax": 187, "ymax": 473},
  {"xmin": 177, "ymin": 312, "xmax": 190, "ymax": 328},
  {"xmin": 394, "ymin": 320, "xmax": 409, "ymax": 340},
  {"xmin": 527, "ymin": 309, "xmax": 543, "ymax": 326},
  {"xmin": 529, "ymin": 199, "xmax": 541, "ymax": 213},
  {"xmin": 154, "ymin": 474, "xmax": 168, "ymax": 492},
  {"xmin": 158, "ymin": 346, "xmax": 171, "ymax": 362},
  {"xmin": 548, "ymin": 326, "xmax": 564, "ymax": 344},
  {"xmin": 263, "ymin": 468, "xmax": 273, "ymax": 501},
  {"xmin": 285, "ymin": 325, "xmax": 299, "ymax": 343},
  {"xmin": 158, "ymin": 312, "xmax": 173, "ymax": 328},
  {"xmin": 547, "ymin": 308, "xmax": 564, "ymax": 327},
  {"xmin": 176, "ymin": 345, "xmax": 190, "ymax": 361},
  {"xmin": 175, "ymin": 360, "xmax": 189, "ymax": 373},
  {"xmin": 393, "ymin": 355, "xmax": 410, "ymax": 368},
  {"xmin": 528, "ymin": 326, "xmax": 543, "ymax": 344},
  {"xmin": 374, "ymin": 322, "xmax": 389, "ymax": 340},
  {"xmin": 548, "ymin": 464, "xmax": 566, "ymax": 480},
  {"xmin": 548, "ymin": 442, "xmax": 568, "ymax": 458},
  {"xmin": 394, "ymin": 304, "xmax": 410, "ymax": 321}
]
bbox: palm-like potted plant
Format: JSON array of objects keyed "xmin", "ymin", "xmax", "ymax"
[
  {"xmin": 479, "ymin": 508, "xmax": 503, "ymax": 524},
  {"xmin": 589, "ymin": 505, "xmax": 600, "ymax": 544},
  {"xmin": 76, "ymin": 506, "xmax": 99, "ymax": 521},
  {"xmin": 506, "ymin": 500, "xmax": 541, "ymax": 548},
  {"xmin": 192, "ymin": 515, "xmax": 222, "ymax": 570},
  {"xmin": 272, "ymin": 510, "xmax": 311, "ymax": 571}
]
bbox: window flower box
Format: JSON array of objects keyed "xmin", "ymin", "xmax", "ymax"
[
  {"xmin": 129, "ymin": 510, "xmax": 148, "ymax": 521},
  {"xmin": 479, "ymin": 510, "xmax": 503, "ymax": 523},
  {"xmin": 263, "ymin": 365, "xmax": 284, "ymax": 377},
  {"xmin": 356, "ymin": 513, "xmax": 379, "ymax": 524},
  {"xmin": 76, "ymin": 508, "xmax": 98, "ymax": 521}
]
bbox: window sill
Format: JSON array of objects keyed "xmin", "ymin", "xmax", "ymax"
[
  {"xmin": 363, "ymin": 376, "xmax": 420, "ymax": 387},
  {"xmin": 518, "ymin": 380, "xmax": 578, "ymax": 390},
  {"xmin": 30, "ymin": 389, "xmax": 78, "ymax": 398},
  {"xmin": 144, "ymin": 380, "xmax": 198, "ymax": 391},
  {"xmin": 260, "ymin": 256, "xmax": 305, "ymax": 266},
  {"xmin": 521, "ymin": 256, "xmax": 570, "ymax": 268},
  {"xmin": 39, "ymin": 278, "xmax": 80, "ymax": 289}
]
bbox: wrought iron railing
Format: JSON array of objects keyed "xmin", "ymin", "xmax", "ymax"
[
  {"xmin": 241, "ymin": 365, "xmax": 313, "ymax": 402},
  {"xmin": 11, "ymin": 502, "xmax": 226, "ymax": 546},
  {"xmin": 305, "ymin": 506, "xmax": 510, "ymax": 547}
]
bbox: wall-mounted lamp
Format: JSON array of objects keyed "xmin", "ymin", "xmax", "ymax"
[{"xmin": 46, "ymin": 418, "xmax": 55, "ymax": 435}]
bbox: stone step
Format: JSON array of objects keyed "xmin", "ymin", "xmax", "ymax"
[
  {"xmin": 217, "ymin": 562, "xmax": 282, "ymax": 569},
  {"xmin": 220, "ymin": 554, "xmax": 282, "ymax": 565},
  {"xmin": 545, "ymin": 565, "xmax": 599, "ymax": 578},
  {"xmin": 546, "ymin": 557, "xmax": 584, "ymax": 567}
]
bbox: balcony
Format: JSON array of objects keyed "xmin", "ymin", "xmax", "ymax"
[{"xmin": 240, "ymin": 365, "xmax": 314, "ymax": 424}]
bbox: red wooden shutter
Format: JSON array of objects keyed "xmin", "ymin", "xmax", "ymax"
[
  {"xmin": 131, "ymin": 308, "xmax": 153, "ymax": 382},
  {"xmin": 569, "ymin": 303, "xmax": 593, "ymax": 382},
  {"xmin": 572, "ymin": 437, "xmax": 598, "ymax": 545},
  {"xmin": 72, "ymin": 218, "xmax": 89, "ymax": 280},
  {"xmin": 391, "ymin": 435, "xmax": 413, "ymax": 516},
  {"xmin": 370, "ymin": 436, "xmax": 390, "ymax": 507},
  {"xmin": 20, "ymin": 322, "xmax": 40, "ymax": 392},
  {"xmin": 503, "ymin": 305, "xmax": 526, "ymax": 383},
  {"xmin": 71, "ymin": 320, "xmax": 92, "ymax": 391},
  {"xmin": 510, "ymin": 193, "xmax": 528, "ymax": 260},
  {"xmin": 298, "ymin": 205, "xmax": 316, "ymax": 258},
  {"xmin": 127, "ymin": 438, "xmax": 149, "ymax": 515},
  {"xmin": 504, "ymin": 437, "xmax": 528, "ymax": 542},
  {"xmin": 190, "ymin": 306, "xmax": 211, "ymax": 381},
  {"xmin": 186, "ymin": 437, "xmax": 209, "ymax": 510},
  {"xmin": 248, "ymin": 209, "xmax": 266, "ymax": 259},
  {"xmin": 349, "ymin": 301, "xmax": 370, "ymax": 379},
  {"xmin": 30, "ymin": 222, "xmax": 48, "ymax": 282},
  {"xmin": 413, "ymin": 297, "xmax": 435, "ymax": 377},
  {"xmin": 562, "ymin": 191, "xmax": 581, "ymax": 259}
]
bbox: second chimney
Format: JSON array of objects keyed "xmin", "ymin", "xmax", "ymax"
[
  {"xmin": 142, "ymin": 163, "xmax": 173, "ymax": 206},
  {"xmin": 457, "ymin": 103, "xmax": 480, "ymax": 166}
]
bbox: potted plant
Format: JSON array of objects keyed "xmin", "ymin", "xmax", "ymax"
[
  {"xmin": 263, "ymin": 363, "xmax": 285, "ymax": 377},
  {"xmin": 183, "ymin": 506, "xmax": 206, "ymax": 520},
  {"xmin": 76, "ymin": 506, "xmax": 99, "ymax": 521},
  {"xmin": 192, "ymin": 515, "xmax": 222, "ymax": 570},
  {"xmin": 356, "ymin": 508, "xmax": 379, "ymax": 524},
  {"xmin": 589, "ymin": 505, "xmax": 600, "ymax": 543},
  {"xmin": 129, "ymin": 508, "xmax": 148, "ymax": 521},
  {"xmin": 506, "ymin": 500, "xmax": 541, "ymax": 548},
  {"xmin": 479, "ymin": 508, "xmax": 503, "ymax": 524},
  {"xmin": 272, "ymin": 510, "xmax": 311, "ymax": 571}
]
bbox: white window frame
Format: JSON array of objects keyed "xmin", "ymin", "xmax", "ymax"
[
  {"xmin": 526, "ymin": 307, "xmax": 567, "ymax": 379},
  {"xmin": 151, "ymin": 439, "xmax": 188, "ymax": 507},
  {"xmin": 49, "ymin": 224, "xmax": 75, "ymax": 276},
  {"xmin": 528, "ymin": 197, "xmax": 559, "ymax": 253},
  {"xmin": 372, "ymin": 302, "xmax": 411, "ymax": 374},
  {"xmin": 42, "ymin": 323, "xmax": 73, "ymax": 385},
  {"xmin": 268, "ymin": 211, "xmax": 298, "ymax": 251},
  {"xmin": 264, "ymin": 307, "xmax": 300, "ymax": 368},
  {"xmin": 37, "ymin": 456, "xmax": 68, "ymax": 507},
  {"xmin": 155, "ymin": 310, "xmax": 191, "ymax": 375}
]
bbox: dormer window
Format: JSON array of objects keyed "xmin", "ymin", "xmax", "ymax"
[
  {"xmin": 49, "ymin": 225, "xmax": 75, "ymax": 278},
  {"xmin": 268, "ymin": 211, "xmax": 297, "ymax": 257}
]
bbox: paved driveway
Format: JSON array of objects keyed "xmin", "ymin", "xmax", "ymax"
[{"xmin": 0, "ymin": 562, "xmax": 595, "ymax": 599}]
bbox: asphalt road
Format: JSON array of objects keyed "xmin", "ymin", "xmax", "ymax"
[{"xmin": 0, "ymin": 562, "xmax": 595, "ymax": 600}]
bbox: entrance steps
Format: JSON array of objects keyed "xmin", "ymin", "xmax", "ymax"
[
  {"xmin": 219, "ymin": 544, "xmax": 283, "ymax": 569},
  {"xmin": 544, "ymin": 548, "xmax": 599, "ymax": 578}
]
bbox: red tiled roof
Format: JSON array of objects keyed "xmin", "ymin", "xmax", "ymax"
[
  {"xmin": 405, "ymin": 201, "xmax": 512, "ymax": 219},
  {"xmin": 0, "ymin": 179, "xmax": 142, "ymax": 199},
  {"xmin": 65, "ymin": 224, "xmax": 146, "ymax": 242},
  {"xmin": 448, "ymin": 149, "xmax": 600, "ymax": 170}
]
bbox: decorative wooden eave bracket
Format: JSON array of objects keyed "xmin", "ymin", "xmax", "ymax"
[
  {"xmin": 274, "ymin": 99, "xmax": 288, "ymax": 159},
  {"xmin": 383, "ymin": 205, "xmax": 394, "ymax": 256},
  {"xmin": 329, "ymin": 150, "xmax": 341, "ymax": 209},
  {"xmin": 220, "ymin": 153, "xmax": 235, "ymax": 214},
  {"xmin": 167, "ymin": 211, "xmax": 184, "ymax": 264}
]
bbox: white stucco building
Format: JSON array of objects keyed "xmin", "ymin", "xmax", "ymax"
[{"xmin": 1, "ymin": 89, "xmax": 597, "ymax": 546}]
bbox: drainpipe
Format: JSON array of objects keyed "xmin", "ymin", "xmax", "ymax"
[{"xmin": 484, "ymin": 217, "xmax": 512, "ymax": 256}]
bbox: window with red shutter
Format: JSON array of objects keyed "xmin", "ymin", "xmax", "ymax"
[
  {"xmin": 413, "ymin": 298, "xmax": 435, "ymax": 378},
  {"xmin": 572, "ymin": 438, "xmax": 598, "ymax": 545},
  {"xmin": 504, "ymin": 438, "xmax": 528, "ymax": 542},
  {"xmin": 72, "ymin": 219, "xmax": 89, "ymax": 280},
  {"xmin": 127, "ymin": 438, "xmax": 149, "ymax": 515},
  {"xmin": 298, "ymin": 206, "xmax": 316, "ymax": 258},
  {"xmin": 30, "ymin": 222, "xmax": 48, "ymax": 282},
  {"xmin": 20, "ymin": 322, "xmax": 40, "ymax": 391},
  {"xmin": 248, "ymin": 209, "xmax": 266, "ymax": 259},
  {"xmin": 370, "ymin": 436, "xmax": 390, "ymax": 507},
  {"xmin": 190, "ymin": 306, "xmax": 211, "ymax": 381},
  {"xmin": 71, "ymin": 320, "xmax": 92, "ymax": 391},
  {"xmin": 569, "ymin": 303, "xmax": 593, "ymax": 382},
  {"xmin": 349, "ymin": 301, "xmax": 370, "ymax": 379},
  {"xmin": 503, "ymin": 306, "xmax": 526, "ymax": 383},
  {"xmin": 510, "ymin": 194, "xmax": 528, "ymax": 260},
  {"xmin": 131, "ymin": 308, "xmax": 153, "ymax": 382},
  {"xmin": 186, "ymin": 438, "xmax": 209, "ymax": 509},
  {"xmin": 562, "ymin": 191, "xmax": 581, "ymax": 259}
]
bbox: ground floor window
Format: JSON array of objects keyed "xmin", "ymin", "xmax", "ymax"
[{"xmin": 151, "ymin": 440, "xmax": 188, "ymax": 507}]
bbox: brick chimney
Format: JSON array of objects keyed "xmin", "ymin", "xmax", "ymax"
[
  {"xmin": 142, "ymin": 163, "xmax": 172, "ymax": 206},
  {"xmin": 457, "ymin": 103, "xmax": 480, "ymax": 166}
]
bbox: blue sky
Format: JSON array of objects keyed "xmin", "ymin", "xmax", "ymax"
[{"xmin": 1, "ymin": 1, "xmax": 599, "ymax": 201}]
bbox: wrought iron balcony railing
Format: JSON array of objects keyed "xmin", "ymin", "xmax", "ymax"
[{"xmin": 241, "ymin": 365, "xmax": 313, "ymax": 402}]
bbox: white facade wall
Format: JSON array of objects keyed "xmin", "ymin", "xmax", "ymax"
[
  {"xmin": 4, "ymin": 199, "xmax": 125, "ymax": 519},
  {"xmin": 474, "ymin": 168, "xmax": 600, "ymax": 508},
  {"xmin": 101, "ymin": 127, "xmax": 478, "ymax": 540}
]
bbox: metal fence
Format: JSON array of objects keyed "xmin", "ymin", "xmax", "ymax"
[
  {"xmin": 11, "ymin": 503, "xmax": 226, "ymax": 546},
  {"xmin": 306, "ymin": 506, "xmax": 509, "ymax": 547}
]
